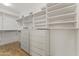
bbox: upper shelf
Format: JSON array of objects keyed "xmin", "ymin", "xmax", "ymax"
[
  {"xmin": 0, "ymin": 30, "xmax": 20, "ymax": 32},
  {"xmin": 47, "ymin": 3, "xmax": 58, "ymax": 7},
  {"xmin": 48, "ymin": 12, "xmax": 76, "ymax": 20},
  {"xmin": 48, "ymin": 21, "xmax": 76, "ymax": 25},
  {"xmin": 47, "ymin": 3, "xmax": 75, "ymax": 12},
  {"xmin": 47, "ymin": 5, "xmax": 76, "ymax": 17},
  {"xmin": 37, "ymin": 28, "xmax": 79, "ymax": 30},
  {"xmin": 23, "ymin": 15, "xmax": 33, "ymax": 20},
  {"xmin": 34, "ymin": 15, "xmax": 46, "ymax": 20},
  {"xmin": 33, "ymin": 10, "xmax": 46, "ymax": 17}
]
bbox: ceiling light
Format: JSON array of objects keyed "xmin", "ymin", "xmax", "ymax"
[{"xmin": 2, "ymin": 3, "xmax": 12, "ymax": 6}]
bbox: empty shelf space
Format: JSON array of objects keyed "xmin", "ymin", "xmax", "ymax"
[
  {"xmin": 23, "ymin": 19, "xmax": 32, "ymax": 22},
  {"xmin": 47, "ymin": 3, "xmax": 58, "ymax": 7},
  {"xmin": 23, "ymin": 27, "xmax": 28, "ymax": 29},
  {"xmin": 35, "ymin": 25, "xmax": 46, "ymax": 26},
  {"xmin": 35, "ymin": 27, "xmax": 48, "ymax": 29},
  {"xmin": 37, "ymin": 27, "xmax": 79, "ymax": 30},
  {"xmin": 16, "ymin": 20, "xmax": 21, "ymax": 22},
  {"xmin": 48, "ymin": 4, "xmax": 76, "ymax": 14},
  {"xmin": 34, "ymin": 18, "xmax": 46, "ymax": 22},
  {"xmin": 35, "ymin": 25, "xmax": 47, "ymax": 29},
  {"xmin": 49, "ymin": 21, "xmax": 76, "ymax": 25},
  {"xmin": 47, "ymin": 3, "xmax": 75, "ymax": 12},
  {"xmin": 48, "ymin": 12, "xmax": 76, "ymax": 21},
  {"xmin": 48, "ymin": 18, "xmax": 75, "ymax": 23},
  {"xmin": 34, "ymin": 14, "xmax": 46, "ymax": 20},
  {"xmin": 47, "ymin": 5, "xmax": 76, "ymax": 17},
  {"xmin": 49, "ymin": 23, "xmax": 76, "ymax": 28},
  {"xmin": 24, "ymin": 15, "xmax": 33, "ymax": 20},
  {"xmin": 23, "ymin": 22, "xmax": 32, "ymax": 24},
  {"xmin": 35, "ymin": 22, "xmax": 46, "ymax": 25},
  {"xmin": 33, "ymin": 10, "xmax": 46, "ymax": 17}
]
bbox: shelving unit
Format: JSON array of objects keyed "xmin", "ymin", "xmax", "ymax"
[
  {"xmin": 17, "ymin": 3, "xmax": 79, "ymax": 56},
  {"xmin": 30, "ymin": 30, "xmax": 50, "ymax": 56},
  {"xmin": 33, "ymin": 9, "xmax": 47, "ymax": 29},
  {"xmin": 47, "ymin": 3, "xmax": 76, "ymax": 29},
  {"xmin": 47, "ymin": 3, "xmax": 79, "ymax": 56},
  {"xmin": 20, "ymin": 14, "xmax": 33, "ymax": 55},
  {"xmin": 23, "ymin": 15, "xmax": 33, "ymax": 28}
]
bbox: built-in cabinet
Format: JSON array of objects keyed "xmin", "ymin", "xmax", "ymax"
[
  {"xmin": 18, "ymin": 15, "xmax": 33, "ymax": 54},
  {"xmin": 47, "ymin": 3, "xmax": 77, "ymax": 56},
  {"xmin": 17, "ymin": 3, "xmax": 79, "ymax": 56},
  {"xmin": 30, "ymin": 30, "xmax": 49, "ymax": 56},
  {"xmin": 21, "ymin": 29, "xmax": 30, "ymax": 53}
]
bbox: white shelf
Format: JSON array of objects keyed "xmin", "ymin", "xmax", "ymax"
[
  {"xmin": 23, "ymin": 21, "xmax": 32, "ymax": 24},
  {"xmin": 33, "ymin": 10, "xmax": 46, "ymax": 17},
  {"xmin": 37, "ymin": 28, "xmax": 79, "ymax": 30},
  {"xmin": 33, "ymin": 9, "xmax": 47, "ymax": 29},
  {"xmin": 23, "ymin": 27, "xmax": 28, "ymax": 29},
  {"xmin": 35, "ymin": 21, "xmax": 46, "ymax": 24},
  {"xmin": 35, "ymin": 24, "xmax": 46, "ymax": 27},
  {"xmin": 35, "ymin": 22, "xmax": 46, "ymax": 25},
  {"xmin": 49, "ymin": 18, "xmax": 75, "ymax": 24},
  {"xmin": 48, "ymin": 12, "xmax": 76, "ymax": 21},
  {"xmin": 47, "ymin": 4, "xmax": 76, "ymax": 14},
  {"xmin": 22, "ymin": 14, "xmax": 33, "ymax": 28},
  {"xmin": 34, "ymin": 19, "xmax": 46, "ymax": 23},
  {"xmin": 34, "ymin": 14, "xmax": 46, "ymax": 20},
  {"xmin": 34, "ymin": 26, "xmax": 47, "ymax": 29},
  {"xmin": 0, "ymin": 30, "xmax": 19, "ymax": 32},
  {"xmin": 47, "ymin": 3, "xmax": 58, "ymax": 7},
  {"xmin": 47, "ymin": 3, "xmax": 75, "ymax": 12},
  {"xmin": 47, "ymin": 5, "xmax": 76, "ymax": 17},
  {"xmin": 49, "ymin": 21, "xmax": 76, "ymax": 25}
]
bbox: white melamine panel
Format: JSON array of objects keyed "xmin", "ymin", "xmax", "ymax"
[
  {"xmin": 0, "ymin": 32, "xmax": 2, "ymax": 43},
  {"xmin": 30, "ymin": 30, "xmax": 49, "ymax": 56},
  {"xmin": 30, "ymin": 49, "xmax": 41, "ymax": 56},
  {"xmin": 50, "ymin": 29, "xmax": 77, "ymax": 56},
  {"xmin": 47, "ymin": 3, "xmax": 76, "ymax": 29},
  {"xmin": 31, "ymin": 45, "xmax": 46, "ymax": 56},
  {"xmin": 48, "ymin": 5, "xmax": 76, "ymax": 17},
  {"xmin": 21, "ymin": 29, "xmax": 30, "ymax": 53},
  {"xmin": 0, "ymin": 13, "xmax": 2, "ymax": 30},
  {"xmin": 47, "ymin": 3, "xmax": 75, "ymax": 12}
]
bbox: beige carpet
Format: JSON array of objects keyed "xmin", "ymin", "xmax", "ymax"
[{"xmin": 0, "ymin": 48, "xmax": 28, "ymax": 56}]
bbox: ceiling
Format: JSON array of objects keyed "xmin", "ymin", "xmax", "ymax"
[{"xmin": 0, "ymin": 3, "xmax": 46, "ymax": 16}]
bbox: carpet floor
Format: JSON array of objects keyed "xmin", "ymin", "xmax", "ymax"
[{"xmin": 0, "ymin": 48, "xmax": 29, "ymax": 56}]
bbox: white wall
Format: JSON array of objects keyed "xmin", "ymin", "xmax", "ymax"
[
  {"xmin": 0, "ymin": 31, "xmax": 19, "ymax": 45},
  {"xmin": 0, "ymin": 11, "xmax": 19, "ymax": 45},
  {"xmin": 20, "ymin": 3, "xmax": 46, "ymax": 16},
  {"xmin": 3, "ymin": 14, "xmax": 18, "ymax": 30}
]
